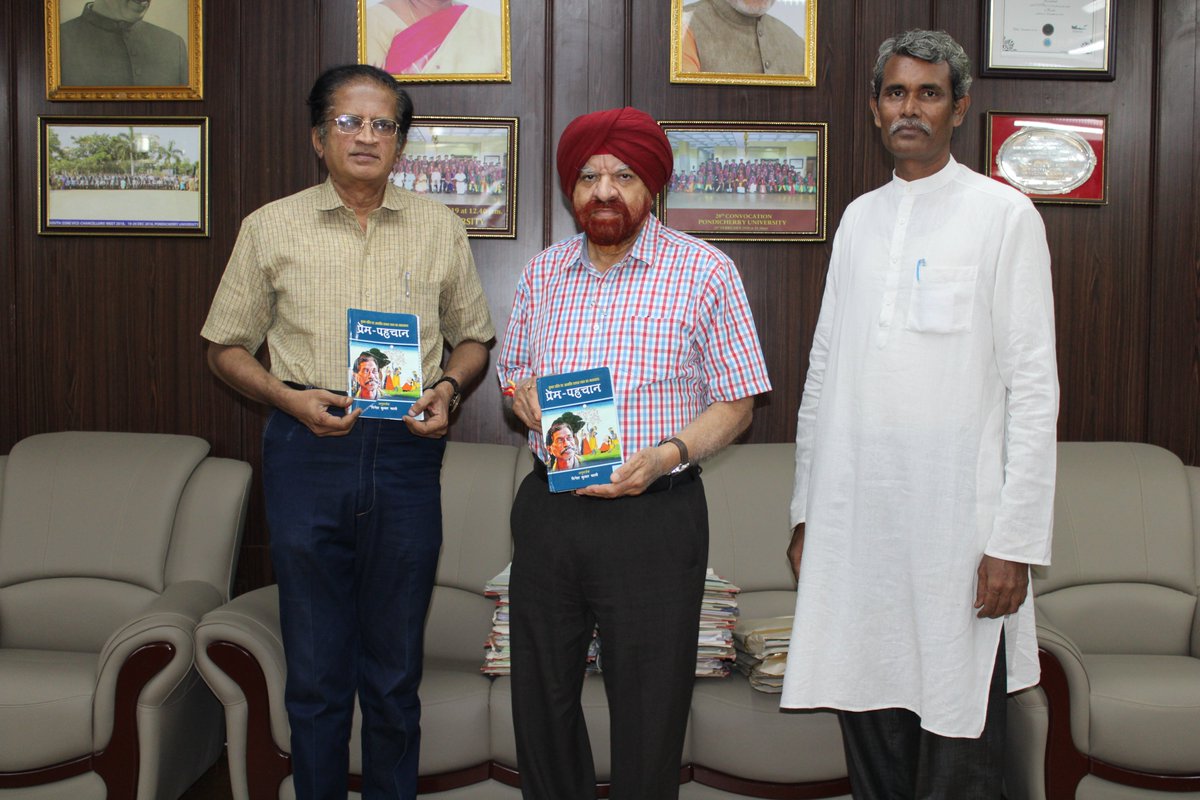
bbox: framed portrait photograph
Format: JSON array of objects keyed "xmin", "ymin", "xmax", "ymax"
[
  {"xmin": 982, "ymin": 0, "xmax": 1116, "ymax": 80},
  {"xmin": 670, "ymin": 0, "xmax": 816, "ymax": 87},
  {"xmin": 358, "ymin": 0, "xmax": 511, "ymax": 83},
  {"xmin": 44, "ymin": 0, "xmax": 203, "ymax": 100},
  {"xmin": 985, "ymin": 112, "xmax": 1108, "ymax": 205},
  {"xmin": 657, "ymin": 121, "xmax": 827, "ymax": 242},
  {"xmin": 398, "ymin": 116, "xmax": 517, "ymax": 238},
  {"xmin": 38, "ymin": 116, "xmax": 209, "ymax": 236}
]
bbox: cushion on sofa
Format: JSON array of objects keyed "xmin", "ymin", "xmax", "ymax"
[
  {"xmin": 1084, "ymin": 653, "xmax": 1200, "ymax": 772},
  {"xmin": 0, "ymin": 648, "xmax": 95, "ymax": 771},
  {"xmin": 690, "ymin": 677, "xmax": 845, "ymax": 783}
]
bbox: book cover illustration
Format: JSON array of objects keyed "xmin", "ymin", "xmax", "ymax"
[
  {"xmin": 537, "ymin": 367, "xmax": 624, "ymax": 493},
  {"xmin": 347, "ymin": 308, "xmax": 423, "ymax": 420}
]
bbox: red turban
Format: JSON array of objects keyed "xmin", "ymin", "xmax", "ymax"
[{"xmin": 556, "ymin": 107, "xmax": 674, "ymax": 198}]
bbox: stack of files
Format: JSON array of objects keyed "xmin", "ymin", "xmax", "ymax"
[
  {"xmin": 696, "ymin": 569, "xmax": 740, "ymax": 677},
  {"xmin": 733, "ymin": 615, "xmax": 793, "ymax": 692},
  {"xmin": 481, "ymin": 562, "xmax": 600, "ymax": 676},
  {"xmin": 481, "ymin": 563, "xmax": 511, "ymax": 676},
  {"xmin": 483, "ymin": 564, "xmax": 743, "ymax": 678}
]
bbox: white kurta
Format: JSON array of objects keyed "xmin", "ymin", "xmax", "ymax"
[{"xmin": 781, "ymin": 158, "xmax": 1058, "ymax": 738}]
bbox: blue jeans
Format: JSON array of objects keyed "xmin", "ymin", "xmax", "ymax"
[{"xmin": 262, "ymin": 410, "xmax": 445, "ymax": 800}]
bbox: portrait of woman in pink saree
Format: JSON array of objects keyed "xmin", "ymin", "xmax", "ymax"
[{"xmin": 361, "ymin": 0, "xmax": 509, "ymax": 81}]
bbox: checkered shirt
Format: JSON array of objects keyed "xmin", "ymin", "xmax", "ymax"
[{"xmin": 497, "ymin": 214, "xmax": 771, "ymax": 461}]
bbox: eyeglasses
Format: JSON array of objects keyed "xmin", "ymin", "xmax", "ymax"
[{"xmin": 324, "ymin": 114, "xmax": 401, "ymax": 137}]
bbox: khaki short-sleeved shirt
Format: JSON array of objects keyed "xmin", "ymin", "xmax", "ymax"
[{"xmin": 202, "ymin": 179, "xmax": 494, "ymax": 390}]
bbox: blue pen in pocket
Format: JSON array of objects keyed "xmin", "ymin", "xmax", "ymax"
[{"xmin": 916, "ymin": 258, "xmax": 925, "ymax": 281}]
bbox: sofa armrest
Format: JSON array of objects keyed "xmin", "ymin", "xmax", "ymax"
[
  {"xmin": 92, "ymin": 580, "xmax": 223, "ymax": 749},
  {"xmin": 1036, "ymin": 618, "xmax": 1091, "ymax": 756},
  {"xmin": 194, "ymin": 585, "xmax": 290, "ymax": 800}
]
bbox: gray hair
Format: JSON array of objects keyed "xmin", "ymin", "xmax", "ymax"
[{"xmin": 871, "ymin": 30, "xmax": 972, "ymax": 101}]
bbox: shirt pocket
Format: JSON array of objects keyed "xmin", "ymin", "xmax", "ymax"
[
  {"xmin": 401, "ymin": 278, "xmax": 441, "ymax": 332},
  {"xmin": 621, "ymin": 315, "xmax": 691, "ymax": 385},
  {"xmin": 905, "ymin": 264, "xmax": 978, "ymax": 334}
]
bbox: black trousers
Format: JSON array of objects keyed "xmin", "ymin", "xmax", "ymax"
[
  {"xmin": 838, "ymin": 631, "xmax": 1007, "ymax": 800},
  {"xmin": 508, "ymin": 470, "xmax": 708, "ymax": 800}
]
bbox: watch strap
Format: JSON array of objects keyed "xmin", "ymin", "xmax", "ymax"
[
  {"xmin": 431, "ymin": 376, "xmax": 462, "ymax": 412},
  {"xmin": 663, "ymin": 436, "xmax": 689, "ymax": 470}
]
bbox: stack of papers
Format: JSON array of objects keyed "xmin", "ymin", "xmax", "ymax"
[
  {"xmin": 733, "ymin": 615, "xmax": 793, "ymax": 692},
  {"xmin": 481, "ymin": 565, "xmax": 742, "ymax": 679},
  {"xmin": 696, "ymin": 569, "xmax": 740, "ymax": 677},
  {"xmin": 481, "ymin": 562, "xmax": 600, "ymax": 676},
  {"xmin": 481, "ymin": 564, "xmax": 511, "ymax": 676}
]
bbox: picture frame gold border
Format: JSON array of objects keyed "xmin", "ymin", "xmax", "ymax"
[
  {"xmin": 44, "ymin": 0, "xmax": 204, "ymax": 101},
  {"xmin": 656, "ymin": 119, "xmax": 828, "ymax": 243},
  {"xmin": 38, "ymin": 115, "xmax": 210, "ymax": 237},
  {"xmin": 669, "ymin": 0, "xmax": 817, "ymax": 88},
  {"xmin": 357, "ymin": 0, "xmax": 512, "ymax": 84},
  {"xmin": 407, "ymin": 114, "xmax": 518, "ymax": 239}
]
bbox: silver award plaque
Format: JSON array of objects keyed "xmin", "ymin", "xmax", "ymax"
[{"xmin": 996, "ymin": 126, "xmax": 1097, "ymax": 194}]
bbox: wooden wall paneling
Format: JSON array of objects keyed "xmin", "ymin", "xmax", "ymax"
[
  {"xmin": 0, "ymin": 1, "xmax": 15, "ymax": 454},
  {"xmin": 8, "ymin": 2, "xmax": 49, "ymax": 449},
  {"xmin": 549, "ymin": 0, "xmax": 629, "ymax": 243},
  {"xmin": 194, "ymin": 0, "xmax": 249, "ymax": 464},
  {"xmin": 630, "ymin": 0, "xmax": 865, "ymax": 444},
  {"xmin": 218, "ymin": 0, "xmax": 326, "ymax": 593},
  {"xmin": 853, "ymin": 1, "xmax": 938, "ymax": 195},
  {"xmin": 4, "ymin": 0, "xmax": 1199, "ymax": 603},
  {"xmin": 413, "ymin": 0, "xmax": 551, "ymax": 448},
  {"xmin": 941, "ymin": 2, "xmax": 1154, "ymax": 446},
  {"xmin": 1149, "ymin": 0, "xmax": 1200, "ymax": 465}
]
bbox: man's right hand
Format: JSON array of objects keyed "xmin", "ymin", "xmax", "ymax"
[
  {"xmin": 280, "ymin": 388, "xmax": 362, "ymax": 437},
  {"xmin": 786, "ymin": 523, "xmax": 805, "ymax": 582},
  {"xmin": 511, "ymin": 376, "xmax": 542, "ymax": 430}
]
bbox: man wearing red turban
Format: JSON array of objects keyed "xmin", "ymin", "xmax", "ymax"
[{"xmin": 497, "ymin": 107, "xmax": 773, "ymax": 799}]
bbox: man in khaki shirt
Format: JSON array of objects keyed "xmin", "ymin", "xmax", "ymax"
[{"xmin": 202, "ymin": 64, "xmax": 493, "ymax": 800}]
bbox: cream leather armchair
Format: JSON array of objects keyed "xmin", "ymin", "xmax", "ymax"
[
  {"xmin": 0, "ymin": 432, "xmax": 251, "ymax": 800},
  {"xmin": 1005, "ymin": 441, "xmax": 1200, "ymax": 799}
]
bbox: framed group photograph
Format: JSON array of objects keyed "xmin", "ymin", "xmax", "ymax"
[
  {"xmin": 670, "ymin": 0, "xmax": 816, "ymax": 87},
  {"xmin": 38, "ymin": 116, "xmax": 209, "ymax": 236},
  {"xmin": 982, "ymin": 0, "xmax": 1116, "ymax": 80},
  {"xmin": 398, "ymin": 116, "xmax": 517, "ymax": 238},
  {"xmin": 657, "ymin": 121, "xmax": 827, "ymax": 242},
  {"xmin": 44, "ymin": 0, "xmax": 204, "ymax": 100},
  {"xmin": 358, "ymin": 0, "xmax": 511, "ymax": 83},
  {"xmin": 985, "ymin": 112, "xmax": 1108, "ymax": 205}
]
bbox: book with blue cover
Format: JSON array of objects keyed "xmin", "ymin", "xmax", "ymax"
[
  {"xmin": 347, "ymin": 308, "xmax": 423, "ymax": 420},
  {"xmin": 537, "ymin": 367, "xmax": 624, "ymax": 492}
]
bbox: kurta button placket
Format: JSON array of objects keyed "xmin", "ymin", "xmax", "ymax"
[{"xmin": 876, "ymin": 193, "xmax": 913, "ymax": 347}]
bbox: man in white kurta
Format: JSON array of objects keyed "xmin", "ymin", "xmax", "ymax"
[{"xmin": 782, "ymin": 30, "xmax": 1058, "ymax": 798}]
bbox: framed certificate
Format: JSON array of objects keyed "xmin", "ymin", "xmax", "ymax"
[
  {"xmin": 982, "ymin": 0, "xmax": 1116, "ymax": 80},
  {"xmin": 656, "ymin": 121, "xmax": 827, "ymax": 242},
  {"xmin": 985, "ymin": 112, "xmax": 1108, "ymax": 205}
]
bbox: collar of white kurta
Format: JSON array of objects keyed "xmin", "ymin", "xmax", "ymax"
[
  {"xmin": 314, "ymin": 177, "xmax": 407, "ymax": 214},
  {"xmin": 887, "ymin": 155, "xmax": 960, "ymax": 197},
  {"xmin": 569, "ymin": 213, "xmax": 665, "ymax": 274}
]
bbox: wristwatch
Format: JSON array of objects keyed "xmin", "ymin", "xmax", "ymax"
[
  {"xmin": 660, "ymin": 436, "xmax": 691, "ymax": 474},
  {"xmin": 430, "ymin": 376, "xmax": 462, "ymax": 413}
]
